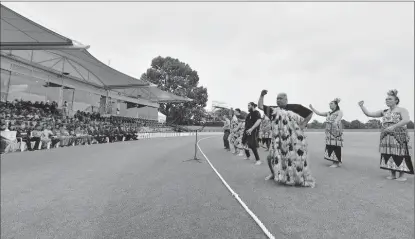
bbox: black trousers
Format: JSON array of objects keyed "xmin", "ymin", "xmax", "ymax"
[
  {"xmin": 264, "ymin": 138, "xmax": 271, "ymax": 149},
  {"xmin": 26, "ymin": 137, "xmax": 41, "ymax": 150},
  {"xmin": 242, "ymin": 132, "xmax": 260, "ymax": 161},
  {"xmin": 223, "ymin": 129, "xmax": 230, "ymax": 149}
]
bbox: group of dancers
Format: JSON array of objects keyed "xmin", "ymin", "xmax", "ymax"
[{"xmin": 221, "ymin": 89, "xmax": 414, "ymax": 188}]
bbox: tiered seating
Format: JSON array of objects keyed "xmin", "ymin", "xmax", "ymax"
[{"xmin": 0, "ymin": 100, "xmax": 167, "ymax": 154}]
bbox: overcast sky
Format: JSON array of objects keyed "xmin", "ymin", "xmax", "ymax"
[{"xmin": 3, "ymin": 2, "xmax": 414, "ymax": 121}]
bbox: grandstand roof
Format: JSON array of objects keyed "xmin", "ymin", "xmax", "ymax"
[
  {"xmin": 0, "ymin": 4, "xmax": 88, "ymax": 50},
  {"xmin": 0, "ymin": 4, "xmax": 192, "ymax": 104}
]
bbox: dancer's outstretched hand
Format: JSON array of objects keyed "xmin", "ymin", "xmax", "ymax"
[
  {"xmin": 261, "ymin": 90, "xmax": 268, "ymax": 96},
  {"xmin": 358, "ymin": 101, "xmax": 364, "ymax": 107},
  {"xmin": 309, "ymin": 104, "xmax": 313, "ymax": 109}
]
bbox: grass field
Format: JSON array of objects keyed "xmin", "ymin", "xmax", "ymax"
[{"xmin": 1, "ymin": 132, "xmax": 414, "ymax": 239}]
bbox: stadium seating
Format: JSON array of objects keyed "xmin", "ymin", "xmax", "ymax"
[{"xmin": 0, "ymin": 99, "xmax": 170, "ymax": 154}]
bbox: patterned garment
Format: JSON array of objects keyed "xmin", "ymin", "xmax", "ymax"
[
  {"xmin": 379, "ymin": 111, "xmax": 414, "ymax": 174},
  {"xmin": 261, "ymin": 117, "xmax": 272, "ymax": 139},
  {"xmin": 324, "ymin": 111, "xmax": 343, "ymax": 163},
  {"xmin": 265, "ymin": 106, "xmax": 315, "ymax": 187},
  {"xmin": 228, "ymin": 115, "xmax": 239, "ymax": 146},
  {"xmin": 235, "ymin": 121, "xmax": 245, "ymax": 149}
]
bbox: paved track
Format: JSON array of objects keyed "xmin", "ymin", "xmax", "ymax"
[
  {"xmin": 1, "ymin": 133, "xmax": 414, "ymax": 239},
  {"xmin": 198, "ymin": 132, "xmax": 414, "ymax": 239}
]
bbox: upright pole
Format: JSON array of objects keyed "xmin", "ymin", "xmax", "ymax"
[
  {"xmin": 194, "ymin": 130, "xmax": 198, "ymax": 158},
  {"xmin": 183, "ymin": 127, "xmax": 203, "ymax": 163}
]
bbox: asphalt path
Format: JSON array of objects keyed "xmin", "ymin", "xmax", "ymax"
[
  {"xmin": 198, "ymin": 132, "xmax": 414, "ymax": 239},
  {"xmin": 1, "ymin": 132, "xmax": 414, "ymax": 239},
  {"xmin": 1, "ymin": 137, "xmax": 269, "ymax": 239}
]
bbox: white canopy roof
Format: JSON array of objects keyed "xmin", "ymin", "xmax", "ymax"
[
  {"xmin": 0, "ymin": 4, "xmax": 192, "ymax": 104},
  {"xmin": 0, "ymin": 4, "xmax": 88, "ymax": 50}
]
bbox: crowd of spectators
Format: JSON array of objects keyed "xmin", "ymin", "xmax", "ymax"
[{"xmin": 0, "ymin": 99, "xmax": 168, "ymax": 154}]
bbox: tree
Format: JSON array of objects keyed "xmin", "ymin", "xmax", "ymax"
[
  {"xmin": 140, "ymin": 56, "xmax": 208, "ymax": 125},
  {"xmin": 365, "ymin": 119, "xmax": 381, "ymax": 129},
  {"xmin": 350, "ymin": 119, "xmax": 365, "ymax": 129},
  {"xmin": 214, "ymin": 108, "xmax": 230, "ymax": 120},
  {"xmin": 308, "ymin": 119, "xmax": 323, "ymax": 129},
  {"xmin": 341, "ymin": 119, "xmax": 351, "ymax": 129}
]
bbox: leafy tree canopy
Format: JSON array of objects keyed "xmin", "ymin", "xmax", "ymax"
[{"xmin": 140, "ymin": 56, "xmax": 208, "ymax": 125}]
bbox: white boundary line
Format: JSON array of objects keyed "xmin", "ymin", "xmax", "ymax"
[{"xmin": 197, "ymin": 136, "xmax": 276, "ymax": 239}]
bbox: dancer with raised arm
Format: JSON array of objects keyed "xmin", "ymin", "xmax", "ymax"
[
  {"xmin": 358, "ymin": 90, "xmax": 413, "ymax": 181},
  {"xmin": 258, "ymin": 90, "xmax": 315, "ymax": 187},
  {"xmin": 309, "ymin": 98, "xmax": 344, "ymax": 168}
]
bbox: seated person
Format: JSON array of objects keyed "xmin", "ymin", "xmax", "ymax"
[
  {"xmin": 40, "ymin": 125, "xmax": 54, "ymax": 149},
  {"xmin": 59, "ymin": 125, "xmax": 72, "ymax": 147},
  {"xmin": 30, "ymin": 125, "xmax": 43, "ymax": 150}
]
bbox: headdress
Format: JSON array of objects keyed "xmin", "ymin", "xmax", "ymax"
[
  {"xmin": 333, "ymin": 98, "xmax": 341, "ymax": 104},
  {"xmin": 387, "ymin": 89, "xmax": 398, "ymax": 97}
]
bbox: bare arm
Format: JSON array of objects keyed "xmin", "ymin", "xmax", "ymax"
[
  {"xmin": 258, "ymin": 89, "xmax": 269, "ymax": 111},
  {"xmin": 258, "ymin": 95, "xmax": 265, "ymax": 111},
  {"xmin": 309, "ymin": 105, "xmax": 328, "ymax": 117},
  {"xmin": 360, "ymin": 106, "xmax": 383, "ymax": 118}
]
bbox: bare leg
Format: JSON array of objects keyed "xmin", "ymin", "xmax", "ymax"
[
  {"xmin": 386, "ymin": 170, "xmax": 396, "ymax": 180},
  {"xmin": 265, "ymin": 154, "xmax": 275, "ymax": 180},
  {"xmin": 395, "ymin": 172, "xmax": 407, "ymax": 181}
]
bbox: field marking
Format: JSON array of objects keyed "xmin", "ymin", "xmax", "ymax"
[{"xmin": 197, "ymin": 136, "xmax": 276, "ymax": 239}]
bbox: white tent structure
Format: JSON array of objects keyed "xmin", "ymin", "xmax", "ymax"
[
  {"xmin": 158, "ymin": 112, "xmax": 166, "ymax": 123},
  {"xmin": 0, "ymin": 4, "xmax": 192, "ymax": 119},
  {"xmin": 0, "ymin": 5, "xmax": 88, "ymax": 50}
]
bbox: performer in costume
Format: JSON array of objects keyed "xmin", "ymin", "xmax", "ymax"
[
  {"xmin": 261, "ymin": 115, "xmax": 272, "ymax": 151},
  {"xmin": 258, "ymin": 90, "xmax": 315, "ymax": 188},
  {"xmin": 222, "ymin": 114, "xmax": 231, "ymax": 151},
  {"xmin": 358, "ymin": 90, "xmax": 414, "ymax": 181},
  {"xmin": 235, "ymin": 115, "xmax": 246, "ymax": 157},
  {"xmin": 258, "ymin": 122, "xmax": 264, "ymax": 147},
  {"xmin": 229, "ymin": 108, "xmax": 240, "ymax": 154},
  {"xmin": 309, "ymin": 98, "xmax": 344, "ymax": 168},
  {"xmin": 242, "ymin": 102, "xmax": 262, "ymax": 165}
]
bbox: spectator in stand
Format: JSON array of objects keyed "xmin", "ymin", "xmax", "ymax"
[
  {"xmin": 51, "ymin": 125, "xmax": 61, "ymax": 148},
  {"xmin": 60, "ymin": 125, "xmax": 71, "ymax": 147},
  {"xmin": 88, "ymin": 126, "xmax": 98, "ymax": 144},
  {"xmin": 30, "ymin": 124, "xmax": 43, "ymax": 150},
  {"xmin": 41, "ymin": 125, "xmax": 54, "ymax": 149},
  {"xmin": 115, "ymin": 126, "xmax": 123, "ymax": 141},
  {"xmin": 62, "ymin": 101, "xmax": 68, "ymax": 118},
  {"xmin": 96, "ymin": 126, "xmax": 106, "ymax": 143}
]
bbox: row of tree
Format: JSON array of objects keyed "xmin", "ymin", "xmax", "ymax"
[
  {"xmin": 209, "ymin": 108, "xmax": 415, "ymax": 129},
  {"xmin": 308, "ymin": 119, "xmax": 414, "ymax": 129},
  {"xmin": 139, "ymin": 56, "xmax": 414, "ymax": 130}
]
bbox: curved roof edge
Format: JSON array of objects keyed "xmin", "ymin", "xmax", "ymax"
[
  {"xmin": 1, "ymin": 4, "xmax": 188, "ymax": 104},
  {"xmin": 1, "ymin": 4, "xmax": 73, "ymax": 46}
]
